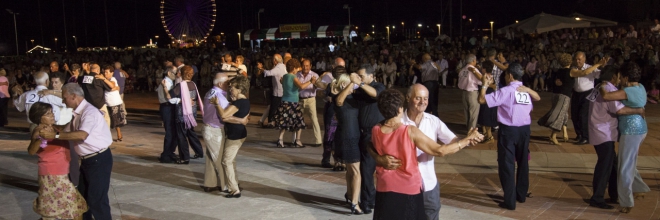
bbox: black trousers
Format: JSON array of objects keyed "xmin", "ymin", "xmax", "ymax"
[
  {"xmin": 269, "ymin": 96, "xmax": 282, "ymax": 122},
  {"xmin": 159, "ymin": 103, "xmax": 178, "ymax": 162},
  {"xmin": 590, "ymin": 141, "xmax": 618, "ymax": 203},
  {"xmin": 322, "ymin": 101, "xmax": 335, "ymax": 164},
  {"xmin": 175, "ymin": 122, "xmax": 203, "ymax": 161},
  {"xmin": 497, "ymin": 124, "xmax": 530, "ymax": 209},
  {"xmin": 571, "ymin": 89, "xmax": 592, "ymax": 139},
  {"xmin": 359, "ymin": 130, "xmax": 376, "ymax": 208},
  {"xmin": 422, "ymin": 80, "xmax": 439, "ymax": 116},
  {"xmin": 79, "ymin": 149, "xmax": 113, "ymax": 220},
  {"xmin": 0, "ymin": 98, "xmax": 8, "ymax": 126}
]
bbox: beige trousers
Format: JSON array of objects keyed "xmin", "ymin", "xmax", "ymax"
[
  {"xmin": 300, "ymin": 97, "xmax": 322, "ymax": 145},
  {"xmin": 203, "ymin": 125, "xmax": 227, "ymax": 189},
  {"xmin": 462, "ymin": 90, "xmax": 480, "ymax": 129},
  {"xmin": 100, "ymin": 105, "xmax": 111, "ymax": 127},
  {"xmin": 222, "ymin": 138, "xmax": 245, "ymax": 192}
]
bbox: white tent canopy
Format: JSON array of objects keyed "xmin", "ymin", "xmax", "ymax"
[
  {"xmin": 498, "ymin": 12, "xmax": 591, "ymax": 34},
  {"xmin": 571, "ymin": 13, "xmax": 618, "ymax": 27}
]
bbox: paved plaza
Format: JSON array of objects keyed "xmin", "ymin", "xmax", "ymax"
[{"xmin": 1, "ymin": 87, "xmax": 659, "ymax": 220}]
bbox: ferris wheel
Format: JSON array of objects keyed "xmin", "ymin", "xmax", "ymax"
[{"xmin": 160, "ymin": 0, "xmax": 216, "ymax": 43}]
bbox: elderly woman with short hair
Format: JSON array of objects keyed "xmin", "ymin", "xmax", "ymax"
[
  {"xmin": 600, "ymin": 62, "xmax": 650, "ymax": 213},
  {"xmin": 167, "ymin": 65, "xmax": 204, "ymax": 164}
]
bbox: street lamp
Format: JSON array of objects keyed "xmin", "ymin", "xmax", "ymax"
[
  {"xmin": 72, "ymin": 36, "xmax": 77, "ymax": 49},
  {"xmin": 238, "ymin": 33, "xmax": 241, "ymax": 48},
  {"xmin": 343, "ymin": 5, "xmax": 351, "ymax": 28},
  {"xmin": 54, "ymin": 38, "xmax": 58, "ymax": 51},
  {"xmin": 258, "ymin": 8, "xmax": 264, "ymax": 29},
  {"xmin": 515, "ymin": 20, "xmax": 519, "ymax": 24},
  {"xmin": 437, "ymin": 24, "xmax": 441, "ymax": 36},
  {"xmin": 6, "ymin": 9, "xmax": 19, "ymax": 56},
  {"xmin": 154, "ymin": 35, "xmax": 159, "ymax": 46},
  {"xmin": 31, "ymin": 39, "xmax": 34, "ymax": 47},
  {"xmin": 490, "ymin": 21, "xmax": 494, "ymax": 39},
  {"xmin": 386, "ymin": 26, "xmax": 390, "ymax": 44}
]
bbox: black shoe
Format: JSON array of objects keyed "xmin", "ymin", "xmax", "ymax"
[
  {"xmin": 321, "ymin": 162, "xmax": 333, "ymax": 168},
  {"xmin": 192, "ymin": 154, "xmax": 203, "ymax": 159},
  {"xmin": 589, "ymin": 201, "xmax": 614, "ymax": 209},
  {"xmin": 158, "ymin": 157, "xmax": 174, "ymax": 164},
  {"xmin": 498, "ymin": 202, "xmax": 515, "ymax": 210},
  {"xmin": 202, "ymin": 186, "xmax": 218, "ymax": 192},
  {"xmin": 361, "ymin": 205, "xmax": 373, "ymax": 214},
  {"xmin": 576, "ymin": 139, "xmax": 588, "ymax": 145},
  {"xmin": 606, "ymin": 198, "xmax": 619, "ymax": 204},
  {"xmin": 350, "ymin": 204, "xmax": 363, "ymax": 215},
  {"xmin": 310, "ymin": 143, "xmax": 322, "ymax": 147},
  {"xmin": 225, "ymin": 191, "xmax": 241, "ymax": 198},
  {"xmin": 574, "ymin": 135, "xmax": 583, "ymax": 141},
  {"xmin": 175, "ymin": 160, "xmax": 190, "ymax": 165}
]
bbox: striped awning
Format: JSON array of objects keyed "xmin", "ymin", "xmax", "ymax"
[{"xmin": 243, "ymin": 25, "xmax": 355, "ymax": 41}]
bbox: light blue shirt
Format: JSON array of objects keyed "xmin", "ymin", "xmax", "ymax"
[{"xmin": 619, "ymin": 84, "xmax": 647, "ymax": 135}]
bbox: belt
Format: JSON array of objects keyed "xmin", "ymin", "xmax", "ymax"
[
  {"xmin": 80, "ymin": 147, "xmax": 109, "ymax": 160},
  {"xmin": 299, "ymin": 96, "xmax": 314, "ymax": 100}
]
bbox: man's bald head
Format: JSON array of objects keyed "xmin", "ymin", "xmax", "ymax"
[
  {"xmin": 283, "ymin": 53, "xmax": 292, "ymax": 64},
  {"xmin": 407, "ymin": 84, "xmax": 429, "ymax": 113},
  {"xmin": 335, "ymin": 57, "xmax": 345, "ymax": 67},
  {"xmin": 50, "ymin": 61, "xmax": 59, "ymax": 72},
  {"xmin": 91, "ymin": 64, "xmax": 101, "ymax": 73},
  {"xmin": 274, "ymin": 54, "xmax": 283, "ymax": 64},
  {"xmin": 422, "ymin": 53, "xmax": 432, "ymax": 62}
]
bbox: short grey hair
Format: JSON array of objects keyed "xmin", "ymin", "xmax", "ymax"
[
  {"xmin": 63, "ymin": 83, "xmax": 85, "ymax": 97},
  {"xmin": 213, "ymin": 72, "xmax": 228, "ymax": 86},
  {"xmin": 466, "ymin": 54, "xmax": 477, "ymax": 64},
  {"xmin": 274, "ymin": 55, "xmax": 283, "ymax": 64},
  {"xmin": 35, "ymin": 72, "xmax": 49, "ymax": 85}
]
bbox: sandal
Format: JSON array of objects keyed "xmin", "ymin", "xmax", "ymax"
[
  {"xmin": 293, "ymin": 139, "xmax": 305, "ymax": 148},
  {"xmin": 332, "ymin": 162, "xmax": 345, "ymax": 171},
  {"xmin": 276, "ymin": 139, "xmax": 284, "ymax": 148}
]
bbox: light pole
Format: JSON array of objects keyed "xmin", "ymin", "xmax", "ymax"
[
  {"xmin": 490, "ymin": 21, "xmax": 494, "ymax": 39},
  {"xmin": 155, "ymin": 35, "xmax": 159, "ymax": 46},
  {"xmin": 31, "ymin": 39, "xmax": 34, "ymax": 47},
  {"xmin": 73, "ymin": 36, "xmax": 77, "ymax": 49},
  {"xmin": 437, "ymin": 24, "xmax": 441, "ymax": 36},
  {"xmin": 54, "ymin": 38, "xmax": 58, "ymax": 51},
  {"xmin": 343, "ymin": 4, "xmax": 351, "ymax": 28},
  {"xmin": 417, "ymin": 24, "xmax": 422, "ymax": 38},
  {"xmin": 257, "ymin": 8, "xmax": 264, "ymax": 29},
  {"xmin": 386, "ymin": 26, "xmax": 390, "ymax": 44},
  {"xmin": 238, "ymin": 33, "xmax": 241, "ymax": 48},
  {"xmin": 401, "ymin": 22, "xmax": 405, "ymax": 38},
  {"xmin": 6, "ymin": 9, "xmax": 19, "ymax": 55}
]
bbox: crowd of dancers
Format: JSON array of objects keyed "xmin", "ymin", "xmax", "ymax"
[{"xmin": 1, "ymin": 21, "xmax": 659, "ymax": 219}]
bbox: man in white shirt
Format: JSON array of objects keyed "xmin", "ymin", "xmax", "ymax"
[
  {"xmin": 373, "ymin": 84, "xmax": 459, "ymax": 220},
  {"xmin": 571, "ymin": 51, "xmax": 601, "ymax": 145},
  {"xmin": 626, "ymin": 25, "xmax": 637, "ymax": 38},
  {"xmin": 257, "ymin": 54, "xmax": 287, "ymax": 127},
  {"xmin": 14, "ymin": 71, "xmax": 66, "ymax": 132},
  {"xmin": 157, "ymin": 67, "xmax": 180, "ymax": 163},
  {"xmin": 651, "ymin": 19, "xmax": 660, "ymax": 36},
  {"xmin": 436, "ymin": 53, "xmax": 449, "ymax": 88}
]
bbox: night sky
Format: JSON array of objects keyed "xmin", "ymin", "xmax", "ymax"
[{"xmin": 0, "ymin": 0, "xmax": 655, "ymax": 56}]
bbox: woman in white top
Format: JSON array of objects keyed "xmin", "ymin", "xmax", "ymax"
[
  {"xmin": 98, "ymin": 65, "xmax": 127, "ymax": 141},
  {"xmin": 316, "ymin": 58, "xmax": 326, "ymax": 71}
]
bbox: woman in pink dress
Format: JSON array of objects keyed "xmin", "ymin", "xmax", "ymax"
[{"xmin": 28, "ymin": 102, "xmax": 87, "ymax": 219}]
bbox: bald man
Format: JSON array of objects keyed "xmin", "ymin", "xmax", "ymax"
[
  {"xmin": 570, "ymin": 51, "xmax": 601, "ymax": 144},
  {"xmin": 78, "ymin": 63, "xmax": 112, "ymax": 126},
  {"xmin": 374, "ymin": 84, "xmax": 460, "ymax": 219}
]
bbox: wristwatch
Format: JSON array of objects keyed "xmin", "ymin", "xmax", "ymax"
[
  {"xmin": 55, "ymin": 132, "xmax": 60, "ymax": 139},
  {"xmin": 360, "ymin": 82, "xmax": 365, "ymax": 87}
]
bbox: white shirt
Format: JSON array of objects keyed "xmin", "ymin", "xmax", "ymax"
[
  {"xmin": 573, "ymin": 63, "xmax": 600, "ymax": 92},
  {"xmin": 264, "ymin": 63, "xmax": 287, "ymax": 97},
  {"xmin": 402, "ymin": 111, "xmax": 457, "ymax": 192},
  {"xmin": 316, "ymin": 61, "xmax": 326, "ymax": 71},
  {"xmin": 156, "ymin": 76, "xmax": 180, "ymax": 104},
  {"xmin": 651, "ymin": 24, "xmax": 660, "ymax": 33},
  {"xmin": 14, "ymin": 85, "xmax": 65, "ymax": 124},
  {"xmin": 626, "ymin": 31, "xmax": 637, "ymax": 38},
  {"xmin": 104, "ymin": 77, "xmax": 123, "ymax": 107},
  {"xmin": 436, "ymin": 59, "xmax": 448, "ymax": 74}
]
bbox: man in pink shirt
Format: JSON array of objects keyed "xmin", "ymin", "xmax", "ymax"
[
  {"xmin": 458, "ymin": 54, "xmax": 483, "ymax": 130},
  {"xmin": 478, "ymin": 63, "xmax": 540, "ymax": 210},
  {"xmin": 40, "ymin": 83, "xmax": 113, "ymax": 219}
]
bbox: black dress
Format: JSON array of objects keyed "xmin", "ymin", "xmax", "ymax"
[
  {"xmin": 331, "ymin": 93, "xmax": 361, "ymax": 164},
  {"xmin": 477, "ymin": 86, "xmax": 498, "ymax": 127}
]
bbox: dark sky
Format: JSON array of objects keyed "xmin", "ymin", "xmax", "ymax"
[{"xmin": 0, "ymin": 0, "xmax": 654, "ymax": 56}]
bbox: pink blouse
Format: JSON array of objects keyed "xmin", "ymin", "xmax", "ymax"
[
  {"xmin": 37, "ymin": 139, "xmax": 71, "ymax": 175},
  {"xmin": 372, "ymin": 125, "xmax": 422, "ymax": 195}
]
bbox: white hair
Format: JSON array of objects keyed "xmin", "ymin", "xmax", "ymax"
[
  {"xmin": 274, "ymin": 56, "xmax": 283, "ymax": 64},
  {"xmin": 63, "ymin": 83, "xmax": 85, "ymax": 97},
  {"xmin": 35, "ymin": 72, "xmax": 49, "ymax": 86},
  {"xmin": 213, "ymin": 72, "xmax": 228, "ymax": 86},
  {"xmin": 466, "ymin": 54, "xmax": 477, "ymax": 64}
]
